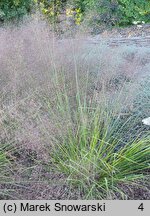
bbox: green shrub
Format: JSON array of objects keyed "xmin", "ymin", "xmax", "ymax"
[
  {"xmin": 0, "ymin": 0, "xmax": 33, "ymax": 21},
  {"xmin": 118, "ymin": 0, "xmax": 150, "ymax": 25},
  {"xmin": 84, "ymin": 0, "xmax": 150, "ymax": 27},
  {"xmin": 66, "ymin": 0, "xmax": 150, "ymax": 28},
  {"xmin": 1, "ymin": 0, "xmax": 150, "ymax": 26}
]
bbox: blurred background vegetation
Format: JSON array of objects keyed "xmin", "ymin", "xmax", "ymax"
[{"xmin": 0, "ymin": 0, "xmax": 150, "ymax": 28}]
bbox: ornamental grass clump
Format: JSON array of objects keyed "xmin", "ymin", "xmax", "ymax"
[
  {"xmin": 46, "ymin": 66, "xmax": 150, "ymax": 199},
  {"xmin": 0, "ymin": 16, "xmax": 149, "ymax": 199}
]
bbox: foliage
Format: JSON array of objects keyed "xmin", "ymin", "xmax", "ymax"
[
  {"xmin": 37, "ymin": 0, "xmax": 63, "ymax": 21},
  {"xmin": 1, "ymin": 0, "xmax": 149, "ymax": 26},
  {"xmin": 118, "ymin": 0, "xmax": 150, "ymax": 25},
  {"xmin": 37, "ymin": 0, "xmax": 83, "ymax": 24},
  {"xmin": 83, "ymin": 0, "xmax": 150, "ymax": 27},
  {"xmin": 0, "ymin": 0, "xmax": 33, "ymax": 21},
  {"xmin": 36, "ymin": 0, "xmax": 150, "ymax": 27},
  {"xmin": 63, "ymin": 0, "xmax": 150, "ymax": 27}
]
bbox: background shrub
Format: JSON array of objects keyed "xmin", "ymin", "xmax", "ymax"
[
  {"xmin": 118, "ymin": 0, "xmax": 150, "ymax": 25},
  {"xmin": 0, "ymin": 0, "xmax": 149, "ymax": 27},
  {"xmin": 37, "ymin": 0, "xmax": 63, "ymax": 21},
  {"xmin": 0, "ymin": 0, "xmax": 33, "ymax": 21},
  {"xmin": 83, "ymin": 0, "xmax": 150, "ymax": 27}
]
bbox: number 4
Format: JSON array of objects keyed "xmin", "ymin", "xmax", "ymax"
[{"xmin": 138, "ymin": 203, "xmax": 144, "ymax": 211}]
